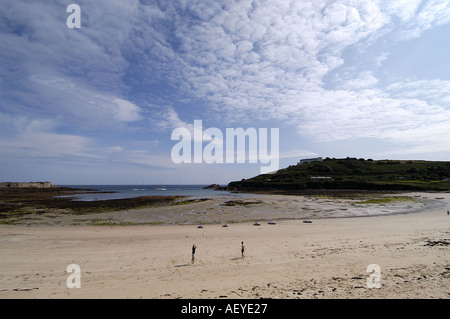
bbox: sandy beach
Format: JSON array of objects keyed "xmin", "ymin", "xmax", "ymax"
[{"xmin": 0, "ymin": 192, "xmax": 449, "ymax": 299}]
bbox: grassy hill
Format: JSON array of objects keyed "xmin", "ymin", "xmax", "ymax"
[{"xmin": 227, "ymin": 158, "xmax": 450, "ymax": 192}]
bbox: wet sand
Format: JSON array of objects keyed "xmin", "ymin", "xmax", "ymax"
[{"xmin": 9, "ymin": 191, "xmax": 443, "ymax": 226}]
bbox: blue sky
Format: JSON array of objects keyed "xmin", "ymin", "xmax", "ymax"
[{"xmin": 1, "ymin": 0, "xmax": 450, "ymax": 185}]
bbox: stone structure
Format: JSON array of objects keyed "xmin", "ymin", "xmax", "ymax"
[{"xmin": 0, "ymin": 181, "xmax": 53, "ymax": 189}]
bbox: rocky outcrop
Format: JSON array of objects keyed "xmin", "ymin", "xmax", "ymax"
[{"xmin": 203, "ymin": 184, "xmax": 227, "ymax": 191}]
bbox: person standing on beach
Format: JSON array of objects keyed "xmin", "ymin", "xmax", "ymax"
[
  {"xmin": 191, "ymin": 244, "xmax": 197, "ymax": 264},
  {"xmin": 241, "ymin": 241, "xmax": 245, "ymax": 258}
]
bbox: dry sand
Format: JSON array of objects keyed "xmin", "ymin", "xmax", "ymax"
[{"xmin": 0, "ymin": 192, "xmax": 449, "ymax": 299}]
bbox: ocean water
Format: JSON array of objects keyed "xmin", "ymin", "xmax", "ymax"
[{"xmin": 60, "ymin": 185, "xmax": 252, "ymax": 201}]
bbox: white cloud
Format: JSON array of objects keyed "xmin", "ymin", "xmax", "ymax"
[
  {"xmin": 122, "ymin": 153, "xmax": 179, "ymax": 169},
  {"xmin": 388, "ymin": 0, "xmax": 450, "ymax": 40},
  {"xmin": 334, "ymin": 71, "xmax": 379, "ymax": 90},
  {"xmin": 279, "ymin": 149, "xmax": 319, "ymax": 160},
  {"xmin": 0, "ymin": 114, "xmax": 96, "ymax": 160},
  {"xmin": 0, "ymin": 113, "xmax": 177, "ymax": 172},
  {"xmin": 112, "ymin": 98, "xmax": 142, "ymax": 122},
  {"xmin": 382, "ymin": 0, "xmax": 422, "ymax": 23},
  {"xmin": 386, "ymin": 79, "xmax": 450, "ymax": 106},
  {"xmin": 154, "ymin": 106, "xmax": 193, "ymax": 131},
  {"xmin": 28, "ymin": 75, "xmax": 142, "ymax": 125},
  {"xmin": 131, "ymin": 0, "xmax": 395, "ymax": 127},
  {"xmin": 2, "ymin": 0, "xmax": 450, "ymax": 183},
  {"xmin": 289, "ymin": 82, "xmax": 450, "ymax": 159}
]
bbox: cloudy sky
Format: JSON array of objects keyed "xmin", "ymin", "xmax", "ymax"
[{"xmin": 1, "ymin": 0, "xmax": 450, "ymax": 185}]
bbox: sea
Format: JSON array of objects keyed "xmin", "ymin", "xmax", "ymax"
[{"xmin": 60, "ymin": 185, "xmax": 254, "ymax": 201}]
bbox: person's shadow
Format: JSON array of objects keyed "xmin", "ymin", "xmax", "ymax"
[{"xmin": 230, "ymin": 257, "xmax": 242, "ymax": 261}]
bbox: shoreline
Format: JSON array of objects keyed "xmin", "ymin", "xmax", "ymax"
[{"xmin": 6, "ymin": 191, "xmax": 448, "ymax": 227}]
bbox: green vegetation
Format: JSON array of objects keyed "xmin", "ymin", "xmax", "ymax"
[
  {"xmin": 220, "ymin": 200, "xmax": 263, "ymax": 206},
  {"xmin": 356, "ymin": 196, "xmax": 417, "ymax": 205},
  {"xmin": 227, "ymin": 158, "xmax": 450, "ymax": 192}
]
